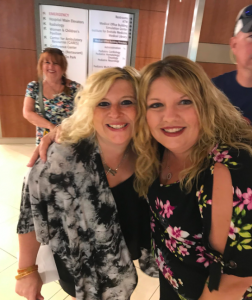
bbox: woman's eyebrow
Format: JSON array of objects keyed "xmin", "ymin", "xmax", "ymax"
[
  {"xmin": 101, "ymin": 96, "xmax": 136, "ymax": 101},
  {"xmin": 121, "ymin": 95, "xmax": 136, "ymax": 98},
  {"xmin": 147, "ymin": 98, "xmax": 160, "ymax": 101}
]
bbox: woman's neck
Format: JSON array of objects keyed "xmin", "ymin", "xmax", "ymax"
[
  {"xmin": 97, "ymin": 138, "xmax": 130, "ymax": 164},
  {"xmin": 167, "ymin": 150, "xmax": 188, "ymax": 163},
  {"xmin": 44, "ymin": 78, "xmax": 62, "ymax": 86}
]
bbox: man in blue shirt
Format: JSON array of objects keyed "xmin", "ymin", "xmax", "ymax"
[{"xmin": 212, "ymin": 5, "xmax": 252, "ymax": 122}]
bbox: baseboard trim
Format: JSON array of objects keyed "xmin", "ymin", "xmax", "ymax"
[{"xmin": 0, "ymin": 138, "xmax": 36, "ymax": 144}]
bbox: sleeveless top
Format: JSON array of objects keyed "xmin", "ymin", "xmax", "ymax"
[{"xmin": 148, "ymin": 144, "xmax": 252, "ymax": 300}]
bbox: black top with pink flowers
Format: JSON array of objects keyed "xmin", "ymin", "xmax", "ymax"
[{"xmin": 148, "ymin": 144, "xmax": 252, "ymax": 300}]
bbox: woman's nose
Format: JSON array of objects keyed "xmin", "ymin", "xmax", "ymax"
[
  {"xmin": 162, "ymin": 105, "xmax": 179, "ymax": 122},
  {"xmin": 109, "ymin": 105, "xmax": 121, "ymax": 118}
]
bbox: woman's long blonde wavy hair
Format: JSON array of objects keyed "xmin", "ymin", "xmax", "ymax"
[
  {"xmin": 134, "ymin": 55, "xmax": 252, "ymax": 197},
  {"xmin": 59, "ymin": 66, "xmax": 140, "ymax": 144}
]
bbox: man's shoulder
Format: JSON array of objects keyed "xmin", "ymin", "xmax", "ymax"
[{"xmin": 212, "ymin": 70, "xmax": 236, "ymax": 87}]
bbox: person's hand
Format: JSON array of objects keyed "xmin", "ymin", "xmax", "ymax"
[
  {"xmin": 27, "ymin": 126, "xmax": 60, "ymax": 167},
  {"xmin": 15, "ymin": 271, "xmax": 44, "ymax": 300}
]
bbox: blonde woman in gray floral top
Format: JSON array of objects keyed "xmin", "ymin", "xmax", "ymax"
[{"xmin": 16, "ymin": 67, "xmax": 157, "ymax": 300}]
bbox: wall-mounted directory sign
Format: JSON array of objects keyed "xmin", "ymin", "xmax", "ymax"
[
  {"xmin": 88, "ymin": 10, "xmax": 133, "ymax": 74},
  {"xmin": 36, "ymin": 1, "xmax": 138, "ymax": 85},
  {"xmin": 39, "ymin": 5, "xmax": 88, "ymax": 84}
]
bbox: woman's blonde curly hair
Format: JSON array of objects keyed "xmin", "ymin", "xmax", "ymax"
[
  {"xmin": 59, "ymin": 66, "xmax": 140, "ymax": 144},
  {"xmin": 133, "ymin": 55, "xmax": 252, "ymax": 197}
]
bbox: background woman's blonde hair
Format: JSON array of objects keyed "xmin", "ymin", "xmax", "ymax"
[
  {"xmin": 37, "ymin": 48, "xmax": 70, "ymax": 95},
  {"xmin": 59, "ymin": 66, "xmax": 140, "ymax": 144},
  {"xmin": 134, "ymin": 55, "xmax": 252, "ymax": 197}
]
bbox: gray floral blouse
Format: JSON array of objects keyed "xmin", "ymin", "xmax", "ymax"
[{"xmin": 17, "ymin": 140, "xmax": 142, "ymax": 300}]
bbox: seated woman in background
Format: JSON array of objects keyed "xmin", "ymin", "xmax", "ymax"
[
  {"xmin": 16, "ymin": 67, "xmax": 157, "ymax": 300},
  {"xmin": 134, "ymin": 56, "xmax": 252, "ymax": 300},
  {"xmin": 23, "ymin": 47, "xmax": 80, "ymax": 145}
]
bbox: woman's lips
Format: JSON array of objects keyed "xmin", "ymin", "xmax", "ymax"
[
  {"xmin": 106, "ymin": 123, "xmax": 129, "ymax": 131},
  {"xmin": 161, "ymin": 127, "xmax": 185, "ymax": 137}
]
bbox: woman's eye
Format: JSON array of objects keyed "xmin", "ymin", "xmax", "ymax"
[
  {"xmin": 179, "ymin": 99, "xmax": 192, "ymax": 105},
  {"xmin": 97, "ymin": 101, "xmax": 110, "ymax": 107},
  {"xmin": 148, "ymin": 103, "xmax": 163, "ymax": 109},
  {"xmin": 121, "ymin": 100, "xmax": 134, "ymax": 105}
]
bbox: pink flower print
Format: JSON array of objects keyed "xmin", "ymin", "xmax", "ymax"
[
  {"xmin": 196, "ymin": 185, "xmax": 204, "ymax": 200},
  {"xmin": 156, "ymin": 250, "xmax": 165, "ymax": 269},
  {"xmin": 150, "ymin": 217, "xmax": 155, "ymax": 232},
  {"xmin": 184, "ymin": 239, "xmax": 195, "ymax": 247},
  {"xmin": 199, "ymin": 206, "xmax": 203, "ymax": 215},
  {"xmin": 235, "ymin": 187, "xmax": 243, "ymax": 199},
  {"xmin": 213, "ymin": 150, "xmax": 232, "ymax": 162},
  {"xmin": 196, "ymin": 245, "xmax": 206, "ymax": 253},
  {"xmin": 233, "ymin": 187, "xmax": 246, "ymax": 210},
  {"xmin": 160, "ymin": 252, "xmax": 164, "ymax": 262},
  {"xmin": 156, "ymin": 198, "xmax": 175, "ymax": 218},
  {"xmin": 243, "ymin": 188, "xmax": 252, "ymax": 210},
  {"xmin": 178, "ymin": 245, "xmax": 189, "ymax": 256},
  {"xmin": 167, "ymin": 225, "xmax": 190, "ymax": 242},
  {"xmin": 163, "ymin": 265, "xmax": 173, "ymax": 277},
  {"xmin": 193, "ymin": 233, "xmax": 202, "ymax": 240},
  {"xmin": 162, "ymin": 200, "xmax": 175, "ymax": 218},
  {"xmin": 171, "ymin": 278, "xmax": 179, "ymax": 289},
  {"xmin": 165, "ymin": 238, "xmax": 177, "ymax": 252},
  {"xmin": 151, "ymin": 221, "xmax": 155, "ymax": 232},
  {"xmin": 206, "ymin": 199, "xmax": 212, "ymax": 204},
  {"xmin": 209, "ymin": 144, "xmax": 218, "ymax": 155},
  {"xmin": 178, "ymin": 278, "xmax": 183, "ymax": 285},
  {"xmin": 196, "ymin": 252, "xmax": 212, "ymax": 267},
  {"xmin": 155, "ymin": 197, "xmax": 160, "ymax": 210},
  {"xmin": 229, "ymin": 221, "xmax": 240, "ymax": 240},
  {"xmin": 155, "ymin": 258, "xmax": 161, "ymax": 268}
]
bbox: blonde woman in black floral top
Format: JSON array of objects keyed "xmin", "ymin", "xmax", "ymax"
[{"xmin": 133, "ymin": 56, "xmax": 252, "ymax": 300}]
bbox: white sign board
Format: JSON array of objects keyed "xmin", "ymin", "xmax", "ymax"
[
  {"xmin": 40, "ymin": 5, "xmax": 88, "ymax": 84},
  {"xmin": 88, "ymin": 10, "xmax": 133, "ymax": 74}
]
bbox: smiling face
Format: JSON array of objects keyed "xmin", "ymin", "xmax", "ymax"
[
  {"xmin": 146, "ymin": 77, "xmax": 200, "ymax": 155},
  {"xmin": 42, "ymin": 55, "xmax": 64, "ymax": 82},
  {"xmin": 93, "ymin": 79, "xmax": 137, "ymax": 148}
]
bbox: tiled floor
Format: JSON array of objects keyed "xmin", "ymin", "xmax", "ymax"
[{"xmin": 0, "ymin": 144, "xmax": 159, "ymax": 300}]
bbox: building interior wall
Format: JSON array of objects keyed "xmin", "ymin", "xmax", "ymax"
[{"xmin": 0, "ymin": 0, "xmax": 168, "ymax": 138}]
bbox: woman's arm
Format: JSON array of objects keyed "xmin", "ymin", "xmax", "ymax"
[
  {"xmin": 27, "ymin": 126, "xmax": 60, "ymax": 167},
  {"xmin": 15, "ymin": 231, "xmax": 44, "ymax": 300},
  {"xmin": 18, "ymin": 231, "xmax": 40, "ymax": 269},
  {"xmin": 199, "ymin": 274, "xmax": 252, "ymax": 300},
  {"xmin": 199, "ymin": 163, "xmax": 252, "ymax": 300},
  {"xmin": 23, "ymin": 96, "xmax": 56, "ymax": 130}
]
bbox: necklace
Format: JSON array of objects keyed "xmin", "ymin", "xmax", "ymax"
[
  {"xmin": 164, "ymin": 167, "xmax": 172, "ymax": 180},
  {"xmin": 162, "ymin": 150, "xmax": 172, "ymax": 180},
  {"xmin": 44, "ymin": 80, "xmax": 63, "ymax": 97},
  {"xmin": 99, "ymin": 146, "xmax": 129, "ymax": 176}
]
